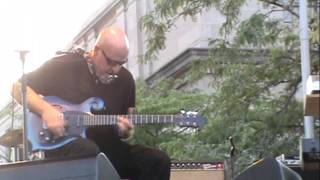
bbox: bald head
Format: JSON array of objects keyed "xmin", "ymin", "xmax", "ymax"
[{"xmin": 95, "ymin": 26, "xmax": 129, "ymax": 63}]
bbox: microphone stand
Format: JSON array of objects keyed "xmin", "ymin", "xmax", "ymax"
[
  {"xmin": 16, "ymin": 50, "xmax": 29, "ymax": 161},
  {"xmin": 228, "ymin": 136, "xmax": 236, "ymax": 179}
]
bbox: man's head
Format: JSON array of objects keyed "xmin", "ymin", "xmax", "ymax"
[
  {"xmin": 89, "ymin": 26, "xmax": 129, "ymax": 84},
  {"xmin": 95, "ymin": 26, "xmax": 129, "ymax": 63}
]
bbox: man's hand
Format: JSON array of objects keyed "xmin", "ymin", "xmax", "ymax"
[
  {"xmin": 41, "ymin": 106, "xmax": 66, "ymax": 138},
  {"xmin": 11, "ymin": 82, "xmax": 67, "ymax": 138},
  {"xmin": 117, "ymin": 116, "xmax": 134, "ymax": 139}
]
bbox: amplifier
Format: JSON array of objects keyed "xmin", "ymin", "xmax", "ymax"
[{"xmin": 170, "ymin": 161, "xmax": 225, "ymax": 180}]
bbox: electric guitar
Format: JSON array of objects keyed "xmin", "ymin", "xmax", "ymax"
[{"xmin": 27, "ymin": 96, "xmax": 207, "ymax": 151}]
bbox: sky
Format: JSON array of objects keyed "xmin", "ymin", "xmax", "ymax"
[{"xmin": 0, "ymin": 0, "xmax": 108, "ymax": 109}]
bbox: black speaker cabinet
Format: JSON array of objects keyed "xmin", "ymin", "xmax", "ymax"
[
  {"xmin": 0, "ymin": 153, "xmax": 120, "ymax": 180},
  {"xmin": 234, "ymin": 157, "xmax": 302, "ymax": 180}
]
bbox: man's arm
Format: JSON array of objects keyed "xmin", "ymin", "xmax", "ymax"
[{"xmin": 12, "ymin": 81, "xmax": 66, "ymax": 137}]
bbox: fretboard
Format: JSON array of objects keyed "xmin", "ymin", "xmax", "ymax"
[{"xmin": 78, "ymin": 114, "xmax": 177, "ymax": 126}]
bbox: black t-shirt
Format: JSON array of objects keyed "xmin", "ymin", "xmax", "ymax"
[{"xmin": 26, "ymin": 52, "xmax": 135, "ymax": 143}]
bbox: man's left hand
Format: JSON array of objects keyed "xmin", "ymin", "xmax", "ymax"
[{"xmin": 117, "ymin": 116, "xmax": 134, "ymax": 139}]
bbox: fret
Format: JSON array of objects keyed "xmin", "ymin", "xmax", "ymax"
[
  {"xmin": 157, "ymin": 115, "xmax": 160, "ymax": 123},
  {"xmin": 133, "ymin": 114, "xmax": 136, "ymax": 124},
  {"xmin": 171, "ymin": 115, "xmax": 173, "ymax": 123},
  {"xmin": 78, "ymin": 115, "xmax": 86, "ymax": 125},
  {"xmin": 139, "ymin": 115, "xmax": 141, "ymax": 124},
  {"xmin": 145, "ymin": 114, "xmax": 147, "ymax": 124},
  {"xmin": 76, "ymin": 115, "xmax": 79, "ymax": 127},
  {"xmin": 152, "ymin": 115, "xmax": 154, "ymax": 124}
]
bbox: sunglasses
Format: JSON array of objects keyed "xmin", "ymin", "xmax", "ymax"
[{"xmin": 96, "ymin": 46, "xmax": 127, "ymax": 66}]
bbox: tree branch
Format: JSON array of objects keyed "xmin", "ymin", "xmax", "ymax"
[{"xmin": 261, "ymin": 0, "xmax": 299, "ymax": 18}]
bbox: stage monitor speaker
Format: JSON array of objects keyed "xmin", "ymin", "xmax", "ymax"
[
  {"xmin": 170, "ymin": 161, "xmax": 225, "ymax": 180},
  {"xmin": 288, "ymin": 164, "xmax": 320, "ymax": 180},
  {"xmin": 0, "ymin": 153, "xmax": 120, "ymax": 180},
  {"xmin": 234, "ymin": 157, "xmax": 302, "ymax": 180},
  {"xmin": 276, "ymin": 154, "xmax": 320, "ymax": 180}
]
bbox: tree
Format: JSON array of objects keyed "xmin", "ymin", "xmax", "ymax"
[
  {"xmin": 138, "ymin": 0, "xmax": 319, "ymax": 178},
  {"xmin": 132, "ymin": 79, "xmax": 210, "ymax": 157}
]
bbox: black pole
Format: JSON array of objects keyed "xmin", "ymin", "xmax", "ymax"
[
  {"xmin": 17, "ymin": 50, "xmax": 29, "ymax": 161},
  {"xmin": 228, "ymin": 136, "xmax": 236, "ymax": 179}
]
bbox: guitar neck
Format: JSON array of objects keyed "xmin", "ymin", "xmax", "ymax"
[{"xmin": 81, "ymin": 114, "xmax": 177, "ymax": 126}]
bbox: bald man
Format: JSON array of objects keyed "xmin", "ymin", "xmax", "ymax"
[{"xmin": 12, "ymin": 26, "xmax": 171, "ymax": 180}]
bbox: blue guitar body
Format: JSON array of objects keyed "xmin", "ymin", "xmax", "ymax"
[{"xmin": 27, "ymin": 96, "xmax": 105, "ymax": 151}]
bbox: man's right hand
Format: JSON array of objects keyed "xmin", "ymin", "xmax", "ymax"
[
  {"xmin": 11, "ymin": 82, "xmax": 67, "ymax": 138},
  {"xmin": 41, "ymin": 106, "xmax": 66, "ymax": 138}
]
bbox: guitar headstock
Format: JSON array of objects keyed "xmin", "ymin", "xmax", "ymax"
[{"xmin": 176, "ymin": 111, "xmax": 207, "ymax": 129}]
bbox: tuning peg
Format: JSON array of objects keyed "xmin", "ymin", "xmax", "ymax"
[
  {"xmin": 186, "ymin": 111, "xmax": 198, "ymax": 115},
  {"xmin": 187, "ymin": 111, "xmax": 199, "ymax": 116}
]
